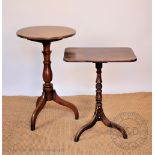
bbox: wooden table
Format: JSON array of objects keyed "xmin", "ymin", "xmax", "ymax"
[
  {"xmin": 64, "ymin": 47, "xmax": 137, "ymax": 142},
  {"xmin": 17, "ymin": 26, "xmax": 79, "ymax": 131}
]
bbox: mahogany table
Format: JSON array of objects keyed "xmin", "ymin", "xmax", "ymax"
[
  {"xmin": 64, "ymin": 47, "xmax": 137, "ymax": 142},
  {"xmin": 16, "ymin": 26, "xmax": 79, "ymax": 131}
]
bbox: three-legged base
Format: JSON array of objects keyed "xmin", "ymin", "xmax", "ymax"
[
  {"xmin": 31, "ymin": 89, "xmax": 79, "ymax": 130},
  {"xmin": 74, "ymin": 108, "xmax": 127, "ymax": 142},
  {"xmin": 74, "ymin": 63, "xmax": 128, "ymax": 142}
]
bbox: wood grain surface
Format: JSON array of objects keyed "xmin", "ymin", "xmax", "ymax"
[
  {"xmin": 64, "ymin": 47, "xmax": 137, "ymax": 63},
  {"xmin": 16, "ymin": 26, "xmax": 76, "ymax": 41}
]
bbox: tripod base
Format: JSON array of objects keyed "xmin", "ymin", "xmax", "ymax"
[
  {"xmin": 74, "ymin": 110, "xmax": 127, "ymax": 142},
  {"xmin": 31, "ymin": 90, "xmax": 79, "ymax": 131}
]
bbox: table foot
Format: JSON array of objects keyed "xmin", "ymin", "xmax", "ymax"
[
  {"xmin": 31, "ymin": 92, "xmax": 46, "ymax": 130},
  {"xmin": 101, "ymin": 113, "xmax": 128, "ymax": 139},
  {"xmin": 74, "ymin": 115, "xmax": 97, "ymax": 142},
  {"xmin": 53, "ymin": 90, "xmax": 79, "ymax": 120}
]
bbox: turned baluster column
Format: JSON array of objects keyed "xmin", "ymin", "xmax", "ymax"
[
  {"xmin": 42, "ymin": 42, "xmax": 53, "ymax": 101},
  {"xmin": 95, "ymin": 63, "xmax": 103, "ymax": 120}
]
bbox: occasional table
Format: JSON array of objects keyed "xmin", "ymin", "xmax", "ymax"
[
  {"xmin": 16, "ymin": 26, "xmax": 79, "ymax": 131},
  {"xmin": 64, "ymin": 47, "xmax": 137, "ymax": 142}
]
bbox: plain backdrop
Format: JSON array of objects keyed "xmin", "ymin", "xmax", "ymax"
[{"xmin": 2, "ymin": 0, "xmax": 152, "ymax": 96}]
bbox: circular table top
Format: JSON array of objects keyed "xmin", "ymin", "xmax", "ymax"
[{"xmin": 16, "ymin": 26, "xmax": 76, "ymax": 42}]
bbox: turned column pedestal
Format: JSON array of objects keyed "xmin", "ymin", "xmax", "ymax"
[{"xmin": 74, "ymin": 63, "xmax": 127, "ymax": 142}]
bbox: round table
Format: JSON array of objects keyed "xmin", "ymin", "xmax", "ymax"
[{"xmin": 17, "ymin": 26, "xmax": 79, "ymax": 131}]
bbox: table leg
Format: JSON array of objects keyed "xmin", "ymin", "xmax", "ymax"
[
  {"xmin": 31, "ymin": 92, "xmax": 46, "ymax": 130},
  {"xmin": 53, "ymin": 90, "xmax": 79, "ymax": 119},
  {"xmin": 101, "ymin": 112, "xmax": 127, "ymax": 139},
  {"xmin": 36, "ymin": 96, "xmax": 42, "ymax": 107},
  {"xmin": 74, "ymin": 115, "xmax": 97, "ymax": 142}
]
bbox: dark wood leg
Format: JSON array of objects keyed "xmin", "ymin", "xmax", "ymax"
[
  {"xmin": 36, "ymin": 96, "xmax": 42, "ymax": 107},
  {"xmin": 31, "ymin": 92, "xmax": 46, "ymax": 130},
  {"xmin": 31, "ymin": 41, "xmax": 79, "ymax": 130},
  {"xmin": 74, "ymin": 115, "xmax": 97, "ymax": 142},
  {"xmin": 101, "ymin": 112, "xmax": 128, "ymax": 139},
  {"xmin": 74, "ymin": 63, "xmax": 127, "ymax": 141},
  {"xmin": 53, "ymin": 90, "xmax": 79, "ymax": 119}
]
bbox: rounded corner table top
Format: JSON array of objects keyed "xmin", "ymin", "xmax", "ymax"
[
  {"xmin": 16, "ymin": 26, "xmax": 76, "ymax": 42},
  {"xmin": 64, "ymin": 47, "xmax": 137, "ymax": 63}
]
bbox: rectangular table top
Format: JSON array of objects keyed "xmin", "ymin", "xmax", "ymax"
[{"xmin": 64, "ymin": 47, "xmax": 137, "ymax": 63}]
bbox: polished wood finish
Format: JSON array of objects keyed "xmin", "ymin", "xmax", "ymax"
[
  {"xmin": 63, "ymin": 47, "xmax": 137, "ymax": 142},
  {"xmin": 74, "ymin": 63, "xmax": 127, "ymax": 142},
  {"xmin": 17, "ymin": 26, "xmax": 76, "ymax": 42},
  {"xmin": 17, "ymin": 26, "xmax": 79, "ymax": 131},
  {"xmin": 64, "ymin": 47, "xmax": 137, "ymax": 62}
]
